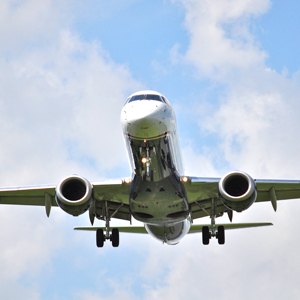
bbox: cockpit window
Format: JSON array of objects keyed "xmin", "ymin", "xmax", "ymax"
[{"xmin": 128, "ymin": 94, "xmax": 165, "ymax": 103}]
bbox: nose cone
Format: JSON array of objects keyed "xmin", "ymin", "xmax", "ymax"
[{"xmin": 121, "ymin": 101, "xmax": 170, "ymax": 139}]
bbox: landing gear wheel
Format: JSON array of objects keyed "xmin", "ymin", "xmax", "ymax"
[
  {"xmin": 202, "ymin": 226, "xmax": 210, "ymax": 245},
  {"xmin": 96, "ymin": 229, "xmax": 104, "ymax": 248},
  {"xmin": 217, "ymin": 226, "xmax": 225, "ymax": 245},
  {"xmin": 142, "ymin": 170, "xmax": 147, "ymax": 181},
  {"xmin": 111, "ymin": 228, "xmax": 119, "ymax": 247}
]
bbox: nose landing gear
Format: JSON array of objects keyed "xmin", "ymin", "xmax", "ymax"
[
  {"xmin": 142, "ymin": 169, "xmax": 154, "ymax": 182},
  {"xmin": 141, "ymin": 145, "xmax": 155, "ymax": 181}
]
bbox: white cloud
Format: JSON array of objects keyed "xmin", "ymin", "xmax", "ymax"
[
  {"xmin": 143, "ymin": 1, "xmax": 300, "ymax": 299},
  {"xmin": 0, "ymin": 0, "xmax": 143, "ymax": 297},
  {"xmin": 0, "ymin": 29, "xmax": 142, "ymax": 185},
  {"xmin": 206, "ymin": 71, "xmax": 300, "ymax": 178},
  {"xmin": 175, "ymin": 0, "xmax": 300, "ymax": 179},
  {"xmin": 175, "ymin": 0, "xmax": 271, "ymax": 78},
  {"xmin": 1, "ymin": 1, "xmax": 300, "ymax": 299},
  {"xmin": 0, "ymin": 0, "xmax": 71, "ymax": 52},
  {"xmin": 182, "ymin": 143, "xmax": 220, "ymax": 176}
]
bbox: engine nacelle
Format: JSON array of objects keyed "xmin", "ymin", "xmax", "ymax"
[
  {"xmin": 55, "ymin": 175, "xmax": 93, "ymax": 216},
  {"xmin": 218, "ymin": 171, "xmax": 257, "ymax": 212}
]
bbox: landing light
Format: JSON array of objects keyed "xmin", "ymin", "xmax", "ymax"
[
  {"xmin": 124, "ymin": 177, "xmax": 131, "ymax": 184},
  {"xmin": 182, "ymin": 177, "xmax": 188, "ymax": 182},
  {"xmin": 141, "ymin": 157, "xmax": 147, "ymax": 164}
]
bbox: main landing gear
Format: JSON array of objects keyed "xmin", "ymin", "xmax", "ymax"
[
  {"xmin": 202, "ymin": 198, "xmax": 225, "ymax": 245},
  {"xmin": 96, "ymin": 228, "xmax": 119, "ymax": 247},
  {"xmin": 96, "ymin": 217, "xmax": 119, "ymax": 248},
  {"xmin": 202, "ymin": 225, "xmax": 225, "ymax": 245}
]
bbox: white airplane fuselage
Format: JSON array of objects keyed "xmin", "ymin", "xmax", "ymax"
[{"xmin": 120, "ymin": 90, "xmax": 191, "ymax": 244}]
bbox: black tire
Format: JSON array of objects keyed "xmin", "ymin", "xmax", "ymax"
[
  {"xmin": 217, "ymin": 226, "xmax": 225, "ymax": 245},
  {"xmin": 96, "ymin": 229, "xmax": 104, "ymax": 248},
  {"xmin": 202, "ymin": 226, "xmax": 210, "ymax": 245},
  {"xmin": 111, "ymin": 228, "xmax": 119, "ymax": 247}
]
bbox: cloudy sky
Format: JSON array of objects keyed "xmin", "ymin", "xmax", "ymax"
[{"xmin": 1, "ymin": 0, "xmax": 300, "ymax": 299}]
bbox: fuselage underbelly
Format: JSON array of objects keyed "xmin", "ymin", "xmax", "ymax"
[{"xmin": 120, "ymin": 91, "xmax": 191, "ymax": 244}]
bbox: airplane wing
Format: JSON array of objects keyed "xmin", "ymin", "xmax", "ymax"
[
  {"xmin": 1, "ymin": 175, "xmax": 300, "ymax": 224},
  {"xmin": 91, "ymin": 179, "xmax": 131, "ymax": 222},
  {"xmin": 0, "ymin": 185, "xmax": 57, "ymax": 206},
  {"xmin": 0, "ymin": 179, "xmax": 131, "ymax": 221},
  {"xmin": 0, "ymin": 185, "xmax": 58, "ymax": 218},
  {"xmin": 184, "ymin": 177, "xmax": 300, "ymax": 221}
]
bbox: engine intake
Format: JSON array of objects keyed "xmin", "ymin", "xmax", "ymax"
[
  {"xmin": 219, "ymin": 171, "xmax": 257, "ymax": 212},
  {"xmin": 55, "ymin": 175, "xmax": 93, "ymax": 216}
]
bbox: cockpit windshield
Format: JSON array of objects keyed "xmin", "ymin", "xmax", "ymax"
[{"xmin": 128, "ymin": 94, "xmax": 165, "ymax": 103}]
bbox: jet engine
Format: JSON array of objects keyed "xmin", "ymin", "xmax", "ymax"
[
  {"xmin": 218, "ymin": 171, "xmax": 257, "ymax": 212},
  {"xmin": 55, "ymin": 175, "xmax": 93, "ymax": 216}
]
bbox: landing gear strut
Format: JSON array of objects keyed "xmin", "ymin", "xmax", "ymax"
[
  {"xmin": 142, "ymin": 170, "xmax": 154, "ymax": 182},
  {"xmin": 141, "ymin": 144, "xmax": 155, "ymax": 181}
]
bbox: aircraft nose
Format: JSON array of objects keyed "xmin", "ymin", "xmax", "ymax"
[
  {"xmin": 121, "ymin": 101, "xmax": 169, "ymax": 139},
  {"xmin": 124, "ymin": 101, "xmax": 160, "ymax": 121}
]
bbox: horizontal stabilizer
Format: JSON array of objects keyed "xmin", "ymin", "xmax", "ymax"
[
  {"xmin": 188, "ymin": 222, "xmax": 273, "ymax": 234},
  {"xmin": 75, "ymin": 222, "xmax": 272, "ymax": 234},
  {"xmin": 74, "ymin": 226, "xmax": 148, "ymax": 234}
]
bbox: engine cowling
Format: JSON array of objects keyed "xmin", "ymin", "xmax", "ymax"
[
  {"xmin": 218, "ymin": 171, "xmax": 257, "ymax": 212},
  {"xmin": 55, "ymin": 175, "xmax": 93, "ymax": 216}
]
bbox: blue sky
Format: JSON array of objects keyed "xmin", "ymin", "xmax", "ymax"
[{"xmin": 1, "ymin": 0, "xmax": 300, "ymax": 299}]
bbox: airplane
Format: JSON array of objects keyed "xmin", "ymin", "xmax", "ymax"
[{"xmin": 0, "ymin": 90, "xmax": 299, "ymax": 247}]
